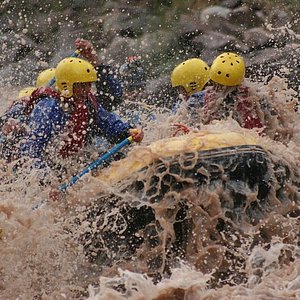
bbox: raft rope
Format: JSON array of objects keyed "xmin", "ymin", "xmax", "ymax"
[{"xmin": 171, "ymin": 123, "xmax": 190, "ymax": 137}]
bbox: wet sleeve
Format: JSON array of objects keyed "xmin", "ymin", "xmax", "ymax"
[
  {"xmin": 0, "ymin": 102, "xmax": 26, "ymax": 128},
  {"xmin": 95, "ymin": 104, "xmax": 132, "ymax": 143},
  {"xmin": 187, "ymin": 92, "xmax": 205, "ymax": 109},
  {"xmin": 94, "ymin": 64, "xmax": 123, "ymax": 111},
  {"xmin": 20, "ymin": 97, "xmax": 65, "ymax": 160},
  {"xmin": 171, "ymin": 100, "xmax": 182, "ymax": 114}
]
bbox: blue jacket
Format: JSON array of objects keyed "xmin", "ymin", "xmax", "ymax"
[
  {"xmin": 172, "ymin": 91, "xmax": 205, "ymax": 115},
  {"xmin": 20, "ymin": 96, "xmax": 132, "ymax": 161},
  {"xmin": 0, "ymin": 102, "xmax": 27, "ymax": 129},
  {"xmin": 95, "ymin": 64, "xmax": 123, "ymax": 111}
]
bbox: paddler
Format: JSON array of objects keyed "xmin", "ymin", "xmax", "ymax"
[
  {"xmin": 19, "ymin": 56, "xmax": 143, "ymax": 171},
  {"xmin": 201, "ymin": 52, "xmax": 264, "ymax": 130},
  {"xmin": 170, "ymin": 58, "xmax": 210, "ymax": 124}
]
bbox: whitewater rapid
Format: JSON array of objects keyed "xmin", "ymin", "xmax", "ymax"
[{"xmin": 1, "ymin": 77, "xmax": 300, "ymax": 300}]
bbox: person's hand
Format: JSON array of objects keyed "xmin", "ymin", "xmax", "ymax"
[
  {"xmin": 129, "ymin": 128, "xmax": 144, "ymax": 143},
  {"xmin": 2, "ymin": 119, "xmax": 20, "ymax": 135},
  {"xmin": 75, "ymin": 38, "xmax": 99, "ymax": 66},
  {"xmin": 49, "ymin": 187, "xmax": 62, "ymax": 201}
]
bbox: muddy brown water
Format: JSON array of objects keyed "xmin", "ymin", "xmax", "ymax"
[{"xmin": 1, "ymin": 77, "xmax": 300, "ymax": 299}]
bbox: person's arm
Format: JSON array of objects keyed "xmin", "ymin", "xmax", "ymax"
[
  {"xmin": 74, "ymin": 38, "xmax": 123, "ymax": 111},
  {"xmin": 75, "ymin": 38, "xmax": 99, "ymax": 66},
  {"xmin": 95, "ymin": 103, "xmax": 143, "ymax": 143},
  {"xmin": 187, "ymin": 91, "xmax": 205, "ymax": 109},
  {"xmin": 0, "ymin": 102, "xmax": 26, "ymax": 128},
  {"xmin": 95, "ymin": 103, "xmax": 132, "ymax": 143},
  {"xmin": 94, "ymin": 64, "xmax": 123, "ymax": 111},
  {"xmin": 20, "ymin": 97, "xmax": 66, "ymax": 160}
]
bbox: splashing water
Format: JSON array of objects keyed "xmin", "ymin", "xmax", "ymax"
[{"xmin": 2, "ymin": 68, "xmax": 300, "ymax": 299}]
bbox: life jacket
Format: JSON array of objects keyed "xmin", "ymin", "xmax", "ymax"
[
  {"xmin": 203, "ymin": 86, "xmax": 263, "ymax": 129},
  {"xmin": 234, "ymin": 86, "xmax": 263, "ymax": 129},
  {"xmin": 24, "ymin": 88, "xmax": 99, "ymax": 158},
  {"xmin": 23, "ymin": 87, "xmax": 61, "ymax": 116},
  {"xmin": 58, "ymin": 100, "xmax": 90, "ymax": 158}
]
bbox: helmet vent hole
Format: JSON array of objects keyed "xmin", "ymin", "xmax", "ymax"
[
  {"xmin": 218, "ymin": 71, "xmax": 221, "ymax": 75},
  {"xmin": 205, "ymin": 67, "xmax": 208, "ymax": 70},
  {"xmin": 79, "ymin": 60, "xmax": 82, "ymax": 63},
  {"xmin": 87, "ymin": 69, "xmax": 90, "ymax": 73},
  {"xmin": 231, "ymin": 63, "xmax": 233, "ymax": 66},
  {"xmin": 236, "ymin": 61, "xmax": 240, "ymax": 63},
  {"xmin": 226, "ymin": 74, "xmax": 230, "ymax": 77},
  {"xmin": 222, "ymin": 60, "xmax": 225, "ymax": 63},
  {"xmin": 70, "ymin": 60, "xmax": 73, "ymax": 62}
]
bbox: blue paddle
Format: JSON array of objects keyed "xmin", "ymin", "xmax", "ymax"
[
  {"xmin": 59, "ymin": 136, "xmax": 133, "ymax": 192},
  {"xmin": 32, "ymin": 135, "xmax": 134, "ymax": 210}
]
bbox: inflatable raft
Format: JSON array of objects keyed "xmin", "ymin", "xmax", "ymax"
[{"xmin": 80, "ymin": 130, "xmax": 299, "ymax": 280}]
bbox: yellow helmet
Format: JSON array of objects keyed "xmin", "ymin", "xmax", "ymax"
[
  {"xmin": 55, "ymin": 57, "xmax": 97, "ymax": 98},
  {"xmin": 171, "ymin": 58, "xmax": 210, "ymax": 96},
  {"xmin": 36, "ymin": 68, "xmax": 56, "ymax": 87},
  {"xmin": 17, "ymin": 86, "xmax": 36, "ymax": 99},
  {"xmin": 210, "ymin": 52, "xmax": 245, "ymax": 86}
]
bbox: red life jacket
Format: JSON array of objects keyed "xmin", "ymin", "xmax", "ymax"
[
  {"xmin": 203, "ymin": 86, "xmax": 263, "ymax": 129},
  {"xmin": 24, "ymin": 88, "xmax": 99, "ymax": 158},
  {"xmin": 58, "ymin": 100, "xmax": 90, "ymax": 158},
  {"xmin": 23, "ymin": 87, "xmax": 61, "ymax": 115},
  {"xmin": 59, "ymin": 93, "xmax": 100, "ymax": 158},
  {"xmin": 235, "ymin": 87, "xmax": 263, "ymax": 129}
]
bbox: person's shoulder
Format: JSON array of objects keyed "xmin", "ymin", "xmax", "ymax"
[
  {"xmin": 192, "ymin": 91, "xmax": 206, "ymax": 97},
  {"xmin": 33, "ymin": 96, "xmax": 61, "ymax": 114},
  {"xmin": 188, "ymin": 91, "xmax": 205, "ymax": 104},
  {"xmin": 95, "ymin": 63, "xmax": 112, "ymax": 73},
  {"xmin": 37, "ymin": 96, "xmax": 59, "ymax": 106}
]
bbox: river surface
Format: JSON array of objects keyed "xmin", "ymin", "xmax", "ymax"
[{"xmin": 1, "ymin": 74, "xmax": 300, "ymax": 299}]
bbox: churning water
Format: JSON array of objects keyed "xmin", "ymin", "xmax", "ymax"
[{"xmin": 1, "ymin": 75, "xmax": 300, "ymax": 300}]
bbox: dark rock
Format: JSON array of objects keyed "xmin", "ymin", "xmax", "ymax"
[
  {"xmin": 201, "ymin": 6, "xmax": 232, "ymax": 22},
  {"xmin": 192, "ymin": 31, "xmax": 239, "ymax": 50},
  {"xmin": 178, "ymin": 13, "xmax": 206, "ymax": 39},
  {"xmin": 104, "ymin": 36, "xmax": 132, "ymax": 63},
  {"xmin": 266, "ymin": 8, "xmax": 290, "ymax": 28},
  {"xmin": 105, "ymin": 29, "xmax": 180, "ymax": 72},
  {"xmin": 0, "ymin": 32, "xmax": 39, "ymax": 66},
  {"xmin": 242, "ymin": 0, "xmax": 264, "ymax": 11},
  {"xmin": 265, "ymin": 25, "xmax": 298, "ymax": 47},
  {"xmin": 102, "ymin": 7, "xmax": 161, "ymax": 38},
  {"xmin": 200, "ymin": 6, "xmax": 244, "ymax": 37},
  {"xmin": 245, "ymin": 44, "xmax": 300, "ymax": 92},
  {"xmin": 226, "ymin": 5, "xmax": 265, "ymax": 32},
  {"xmin": 0, "ymin": 52, "xmax": 42, "ymax": 86},
  {"xmin": 196, "ymin": 48, "xmax": 221, "ymax": 65},
  {"xmin": 221, "ymin": 0, "xmax": 243, "ymax": 9},
  {"xmin": 243, "ymin": 27, "xmax": 273, "ymax": 49}
]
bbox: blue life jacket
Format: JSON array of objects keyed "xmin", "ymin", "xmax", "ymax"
[{"xmin": 172, "ymin": 91, "xmax": 205, "ymax": 116}]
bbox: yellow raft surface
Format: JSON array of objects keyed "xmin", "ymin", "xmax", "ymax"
[{"xmin": 96, "ymin": 131, "xmax": 259, "ymax": 185}]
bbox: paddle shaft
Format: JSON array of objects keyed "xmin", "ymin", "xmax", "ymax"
[{"xmin": 59, "ymin": 136, "xmax": 133, "ymax": 192}]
